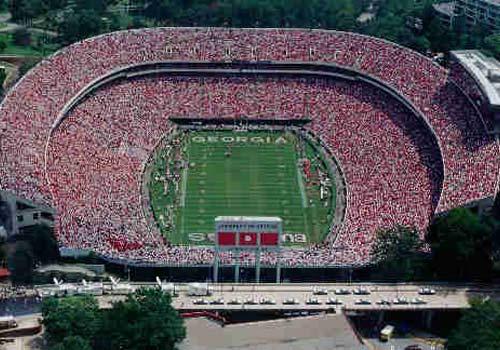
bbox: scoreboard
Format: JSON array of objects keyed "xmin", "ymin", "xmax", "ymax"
[{"xmin": 215, "ymin": 216, "xmax": 282, "ymax": 248}]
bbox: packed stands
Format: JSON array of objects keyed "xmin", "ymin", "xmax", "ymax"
[{"xmin": 0, "ymin": 28, "xmax": 498, "ymax": 267}]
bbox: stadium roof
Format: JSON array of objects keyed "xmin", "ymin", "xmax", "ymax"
[{"xmin": 452, "ymin": 50, "xmax": 500, "ymax": 107}]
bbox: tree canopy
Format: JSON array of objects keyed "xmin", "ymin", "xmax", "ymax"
[
  {"xmin": 50, "ymin": 336, "xmax": 93, "ymax": 350},
  {"xmin": 22, "ymin": 224, "xmax": 60, "ymax": 265},
  {"xmin": 7, "ymin": 241, "xmax": 34, "ymax": 284},
  {"xmin": 426, "ymin": 208, "xmax": 493, "ymax": 281},
  {"xmin": 42, "ymin": 295, "xmax": 100, "ymax": 346},
  {"xmin": 98, "ymin": 288, "xmax": 186, "ymax": 350},
  {"xmin": 5, "ymin": 0, "xmax": 500, "ymax": 61},
  {"xmin": 448, "ymin": 299, "xmax": 500, "ymax": 350},
  {"xmin": 42, "ymin": 288, "xmax": 186, "ymax": 350},
  {"xmin": 370, "ymin": 225, "xmax": 427, "ymax": 281}
]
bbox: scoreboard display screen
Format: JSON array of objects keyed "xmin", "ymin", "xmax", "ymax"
[{"xmin": 215, "ymin": 216, "xmax": 282, "ymax": 248}]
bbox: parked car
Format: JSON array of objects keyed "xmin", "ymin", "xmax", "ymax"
[
  {"xmin": 326, "ymin": 298, "xmax": 343, "ymax": 305},
  {"xmin": 283, "ymin": 298, "xmax": 300, "ymax": 305},
  {"xmin": 312, "ymin": 287, "xmax": 328, "ymax": 295},
  {"xmin": 418, "ymin": 287, "xmax": 436, "ymax": 295},
  {"xmin": 353, "ymin": 287, "xmax": 371, "ymax": 295},
  {"xmin": 305, "ymin": 297, "xmax": 322, "ymax": 305},
  {"xmin": 334, "ymin": 288, "xmax": 350, "ymax": 295}
]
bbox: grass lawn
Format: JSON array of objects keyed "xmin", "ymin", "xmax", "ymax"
[{"xmin": 150, "ymin": 130, "xmax": 334, "ymax": 246}]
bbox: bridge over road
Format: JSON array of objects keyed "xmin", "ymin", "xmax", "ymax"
[{"xmin": 38, "ymin": 283, "xmax": 498, "ymax": 312}]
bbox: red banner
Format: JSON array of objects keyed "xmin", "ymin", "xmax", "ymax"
[
  {"xmin": 217, "ymin": 232, "xmax": 236, "ymax": 246},
  {"xmin": 260, "ymin": 232, "xmax": 279, "ymax": 246}
]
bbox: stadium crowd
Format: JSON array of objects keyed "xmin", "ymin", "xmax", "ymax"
[
  {"xmin": 47, "ymin": 76, "xmax": 441, "ymax": 265},
  {"xmin": 0, "ymin": 28, "xmax": 498, "ymax": 266}
]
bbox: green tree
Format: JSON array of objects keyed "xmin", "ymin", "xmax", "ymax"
[
  {"xmin": 58, "ymin": 9, "xmax": 103, "ymax": 44},
  {"xmin": 18, "ymin": 57, "xmax": 42, "ymax": 78},
  {"xmin": 42, "ymin": 295, "xmax": 99, "ymax": 346},
  {"xmin": 22, "ymin": 224, "xmax": 60, "ymax": 264},
  {"xmin": 98, "ymin": 288, "xmax": 186, "ymax": 350},
  {"xmin": 76, "ymin": 0, "xmax": 109, "ymax": 13},
  {"xmin": 371, "ymin": 225, "xmax": 427, "ymax": 281},
  {"xmin": 12, "ymin": 28, "xmax": 31, "ymax": 46},
  {"xmin": 0, "ymin": 39, "xmax": 7, "ymax": 53},
  {"xmin": 448, "ymin": 299, "xmax": 500, "ymax": 350},
  {"xmin": 50, "ymin": 336, "xmax": 92, "ymax": 350},
  {"xmin": 7, "ymin": 241, "xmax": 34, "ymax": 284},
  {"xmin": 9, "ymin": 0, "xmax": 46, "ymax": 22},
  {"xmin": 484, "ymin": 34, "xmax": 500, "ymax": 60},
  {"xmin": 427, "ymin": 208, "xmax": 493, "ymax": 281},
  {"xmin": 0, "ymin": 67, "xmax": 6, "ymax": 96}
]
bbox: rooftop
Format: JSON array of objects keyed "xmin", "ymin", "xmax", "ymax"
[
  {"xmin": 484, "ymin": 0, "xmax": 500, "ymax": 6},
  {"xmin": 452, "ymin": 50, "xmax": 500, "ymax": 107},
  {"xmin": 433, "ymin": 2, "xmax": 456, "ymax": 17}
]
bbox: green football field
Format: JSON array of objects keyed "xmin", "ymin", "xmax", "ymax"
[{"xmin": 149, "ymin": 130, "xmax": 334, "ymax": 246}]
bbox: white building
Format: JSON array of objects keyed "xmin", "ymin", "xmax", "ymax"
[
  {"xmin": 451, "ymin": 50, "xmax": 500, "ymax": 133},
  {"xmin": 0, "ymin": 191, "xmax": 54, "ymax": 237}
]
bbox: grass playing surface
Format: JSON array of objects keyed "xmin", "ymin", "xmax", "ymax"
[{"xmin": 150, "ymin": 130, "xmax": 334, "ymax": 246}]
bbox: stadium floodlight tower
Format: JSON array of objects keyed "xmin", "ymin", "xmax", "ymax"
[{"xmin": 214, "ymin": 216, "xmax": 282, "ymax": 284}]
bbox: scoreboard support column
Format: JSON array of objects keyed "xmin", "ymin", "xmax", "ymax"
[
  {"xmin": 255, "ymin": 248, "xmax": 261, "ymax": 284},
  {"xmin": 213, "ymin": 250, "xmax": 219, "ymax": 283},
  {"xmin": 234, "ymin": 250, "xmax": 240, "ymax": 283},
  {"xmin": 276, "ymin": 252, "xmax": 281, "ymax": 283}
]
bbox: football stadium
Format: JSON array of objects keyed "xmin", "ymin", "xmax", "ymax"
[{"xmin": 0, "ymin": 27, "xmax": 499, "ymax": 271}]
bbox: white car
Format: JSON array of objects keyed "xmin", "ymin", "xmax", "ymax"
[
  {"xmin": 377, "ymin": 299, "xmax": 391, "ymax": 305},
  {"xmin": 418, "ymin": 288, "xmax": 436, "ymax": 295},
  {"xmin": 393, "ymin": 297, "xmax": 409, "ymax": 305},
  {"xmin": 193, "ymin": 298, "xmax": 209, "ymax": 305},
  {"xmin": 283, "ymin": 298, "xmax": 300, "ymax": 305},
  {"xmin": 353, "ymin": 287, "xmax": 371, "ymax": 295},
  {"xmin": 355, "ymin": 299, "xmax": 372, "ymax": 305},
  {"xmin": 312, "ymin": 287, "xmax": 328, "ymax": 295},
  {"xmin": 334, "ymin": 288, "xmax": 350, "ymax": 295},
  {"xmin": 305, "ymin": 297, "xmax": 322, "ymax": 305},
  {"xmin": 410, "ymin": 298, "xmax": 427, "ymax": 305},
  {"xmin": 210, "ymin": 298, "xmax": 225, "ymax": 305},
  {"xmin": 260, "ymin": 298, "xmax": 276, "ymax": 305},
  {"xmin": 244, "ymin": 298, "xmax": 259, "ymax": 305},
  {"xmin": 326, "ymin": 298, "xmax": 343, "ymax": 305}
]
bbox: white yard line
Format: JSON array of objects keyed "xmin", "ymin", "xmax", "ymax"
[
  {"xmin": 179, "ymin": 145, "xmax": 190, "ymax": 238},
  {"xmin": 180, "ymin": 165, "xmax": 188, "ymax": 208},
  {"xmin": 296, "ymin": 164, "xmax": 308, "ymax": 208}
]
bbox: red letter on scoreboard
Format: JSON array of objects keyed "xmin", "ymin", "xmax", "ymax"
[
  {"xmin": 239, "ymin": 232, "xmax": 257, "ymax": 246},
  {"xmin": 261, "ymin": 232, "xmax": 279, "ymax": 246},
  {"xmin": 218, "ymin": 232, "xmax": 236, "ymax": 246}
]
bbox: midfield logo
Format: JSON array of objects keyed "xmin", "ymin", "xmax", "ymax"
[{"xmin": 191, "ymin": 135, "xmax": 288, "ymax": 144}]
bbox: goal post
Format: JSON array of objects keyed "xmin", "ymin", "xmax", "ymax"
[{"xmin": 213, "ymin": 216, "xmax": 282, "ymax": 283}]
